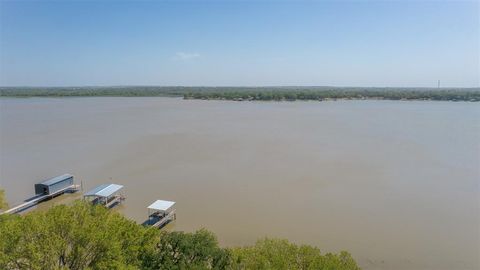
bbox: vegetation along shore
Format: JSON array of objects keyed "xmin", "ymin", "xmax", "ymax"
[
  {"xmin": 1, "ymin": 86, "xmax": 479, "ymax": 101},
  {"xmin": 0, "ymin": 192, "xmax": 360, "ymax": 270}
]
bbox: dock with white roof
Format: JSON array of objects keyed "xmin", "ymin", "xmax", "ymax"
[
  {"xmin": 145, "ymin": 200, "xmax": 176, "ymax": 228},
  {"xmin": 83, "ymin": 183, "xmax": 125, "ymax": 208}
]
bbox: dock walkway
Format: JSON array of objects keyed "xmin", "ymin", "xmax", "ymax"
[{"xmin": 2, "ymin": 184, "xmax": 80, "ymax": 214}]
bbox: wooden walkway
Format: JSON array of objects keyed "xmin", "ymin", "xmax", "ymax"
[{"xmin": 2, "ymin": 184, "xmax": 80, "ymax": 214}]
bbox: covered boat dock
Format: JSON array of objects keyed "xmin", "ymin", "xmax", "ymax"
[
  {"xmin": 34, "ymin": 174, "xmax": 76, "ymax": 196},
  {"xmin": 2, "ymin": 174, "xmax": 80, "ymax": 215},
  {"xmin": 83, "ymin": 184, "xmax": 125, "ymax": 208},
  {"xmin": 145, "ymin": 200, "xmax": 176, "ymax": 228}
]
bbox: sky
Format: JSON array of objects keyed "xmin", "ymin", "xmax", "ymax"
[{"xmin": 0, "ymin": 1, "xmax": 478, "ymax": 87}]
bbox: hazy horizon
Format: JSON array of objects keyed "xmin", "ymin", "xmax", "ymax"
[{"xmin": 1, "ymin": 85, "xmax": 479, "ymax": 89}]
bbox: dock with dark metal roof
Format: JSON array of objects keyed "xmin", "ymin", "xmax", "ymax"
[{"xmin": 2, "ymin": 174, "xmax": 80, "ymax": 214}]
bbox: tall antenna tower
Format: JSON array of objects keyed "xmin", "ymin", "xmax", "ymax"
[{"xmin": 437, "ymin": 80, "xmax": 440, "ymax": 89}]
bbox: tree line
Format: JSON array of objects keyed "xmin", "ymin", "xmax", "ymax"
[
  {"xmin": 183, "ymin": 89, "xmax": 480, "ymax": 102},
  {"xmin": 0, "ymin": 199, "xmax": 360, "ymax": 270},
  {"xmin": 1, "ymin": 86, "xmax": 478, "ymax": 101}
]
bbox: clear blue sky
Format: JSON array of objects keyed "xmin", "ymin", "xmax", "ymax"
[{"xmin": 0, "ymin": 1, "xmax": 478, "ymax": 87}]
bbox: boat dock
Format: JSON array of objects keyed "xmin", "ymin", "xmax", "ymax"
[
  {"xmin": 145, "ymin": 200, "xmax": 176, "ymax": 228},
  {"xmin": 2, "ymin": 176, "xmax": 177, "ymax": 229},
  {"xmin": 83, "ymin": 183, "xmax": 125, "ymax": 208},
  {"xmin": 3, "ymin": 184, "xmax": 80, "ymax": 214},
  {"xmin": 2, "ymin": 174, "xmax": 80, "ymax": 214}
]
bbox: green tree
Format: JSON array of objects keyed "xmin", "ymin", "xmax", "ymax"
[
  {"xmin": 0, "ymin": 200, "xmax": 157, "ymax": 270},
  {"xmin": 142, "ymin": 229, "xmax": 231, "ymax": 270},
  {"xmin": 230, "ymin": 238, "xmax": 360, "ymax": 270},
  {"xmin": 0, "ymin": 189, "xmax": 7, "ymax": 210}
]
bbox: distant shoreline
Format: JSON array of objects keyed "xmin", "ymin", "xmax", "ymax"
[{"xmin": 1, "ymin": 86, "xmax": 479, "ymax": 102}]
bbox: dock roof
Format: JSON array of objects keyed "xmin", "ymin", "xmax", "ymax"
[
  {"xmin": 39, "ymin": 174, "xmax": 73, "ymax": 186},
  {"xmin": 84, "ymin": 184, "xmax": 123, "ymax": 198},
  {"xmin": 148, "ymin": 200, "xmax": 175, "ymax": 212}
]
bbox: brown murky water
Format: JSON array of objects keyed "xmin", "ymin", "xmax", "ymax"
[{"xmin": 0, "ymin": 97, "xmax": 479, "ymax": 270}]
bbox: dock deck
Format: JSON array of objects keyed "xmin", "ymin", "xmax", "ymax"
[
  {"xmin": 147, "ymin": 209, "xmax": 176, "ymax": 228},
  {"xmin": 104, "ymin": 195, "xmax": 125, "ymax": 208},
  {"xmin": 2, "ymin": 184, "xmax": 80, "ymax": 214}
]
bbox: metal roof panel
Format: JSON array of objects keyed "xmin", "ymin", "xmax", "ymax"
[
  {"xmin": 84, "ymin": 184, "xmax": 123, "ymax": 198},
  {"xmin": 147, "ymin": 200, "xmax": 175, "ymax": 211},
  {"xmin": 39, "ymin": 174, "xmax": 73, "ymax": 186}
]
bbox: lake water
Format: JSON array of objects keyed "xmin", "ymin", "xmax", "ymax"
[{"xmin": 0, "ymin": 97, "xmax": 478, "ymax": 270}]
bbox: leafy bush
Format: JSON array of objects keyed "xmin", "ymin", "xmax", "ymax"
[
  {"xmin": 0, "ymin": 189, "xmax": 7, "ymax": 210},
  {"xmin": 0, "ymin": 201, "xmax": 155, "ymax": 269},
  {"xmin": 230, "ymin": 238, "xmax": 360, "ymax": 270},
  {"xmin": 142, "ymin": 229, "xmax": 230, "ymax": 270}
]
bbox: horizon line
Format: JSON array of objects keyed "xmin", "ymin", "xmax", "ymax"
[{"xmin": 1, "ymin": 85, "xmax": 479, "ymax": 89}]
